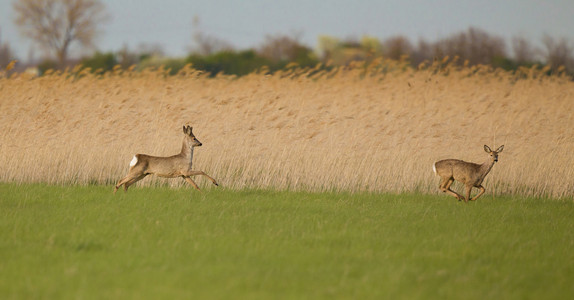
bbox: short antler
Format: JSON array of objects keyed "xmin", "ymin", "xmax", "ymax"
[{"xmin": 183, "ymin": 125, "xmax": 194, "ymax": 136}]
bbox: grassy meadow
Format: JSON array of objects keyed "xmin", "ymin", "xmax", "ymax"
[
  {"xmin": 1, "ymin": 63, "xmax": 573, "ymax": 197},
  {"xmin": 1, "ymin": 184, "xmax": 573, "ymax": 299}
]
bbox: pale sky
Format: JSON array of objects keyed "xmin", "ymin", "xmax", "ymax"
[{"xmin": 1, "ymin": 0, "xmax": 574, "ymax": 61}]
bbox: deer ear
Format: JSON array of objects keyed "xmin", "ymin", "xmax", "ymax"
[
  {"xmin": 189, "ymin": 127, "xmax": 194, "ymax": 135},
  {"xmin": 496, "ymin": 145, "xmax": 504, "ymax": 153},
  {"xmin": 183, "ymin": 126, "xmax": 187, "ymax": 134},
  {"xmin": 484, "ymin": 145, "xmax": 492, "ymax": 153}
]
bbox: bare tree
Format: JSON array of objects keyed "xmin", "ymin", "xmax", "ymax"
[
  {"xmin": 13, "ymin": 0, "xmax": 109, "ymax": 66},
  {"xmin": 512, "ymin": 36, "xmax": 538, "ymax": 64},
  {"xmin": 258, "ymin": 33, "xmax": 308, "ymax": 62},
  {"xmin": 383, "ymin": 35, "xmax": 413, "ymax": 60},
  {"xmin": 410, "ymin": 38, "xmax": 431, "ymax": 65},
  {"xmin": 0, "ymin": 28, "xmax": 18, "ymax": 67},
  {"xmin": 433, "ymin": 27, "xmax": 506, "ymax": 66},
  {"xmin": 542, "ymin": 34, "xmax": 574, "ymax": 72},
  {"xmin": 0, "ymin": 43, "xmax": 16, "ymax": 68},
  {"xmin": 190, "ymin": 16, "xmax": 233, "ymax": 55}
]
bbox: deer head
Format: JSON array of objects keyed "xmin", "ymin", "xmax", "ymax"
[
  {"xmin": 484, "ymin": 145, "xmax": 504, "ymax": 162},
  {"xmin": 183, "ymin": 125, "xmax": 202, "ymax": 147}
]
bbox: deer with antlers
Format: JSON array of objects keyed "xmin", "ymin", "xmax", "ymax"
[{"xmin": 114, "ymin": 126, "xmax": 218, "ymax": 193}]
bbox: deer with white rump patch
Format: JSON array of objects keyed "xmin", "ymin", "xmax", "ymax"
[
  {"xmin": 114, "ymin": 126, "xmax": 219, "ymax": 193},
  {"xmin": 433, "ymin": 145, "xmax": 504, "ymax": 202}
]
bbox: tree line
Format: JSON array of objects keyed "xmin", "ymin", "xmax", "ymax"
[{"xmin": 1, "ymin": 0, "xmax": 573, "ymax": 77}]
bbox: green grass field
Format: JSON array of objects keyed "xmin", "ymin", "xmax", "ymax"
[{"xmin": 1, "ymin": 183, "xmax": 573, "ymax": 299}]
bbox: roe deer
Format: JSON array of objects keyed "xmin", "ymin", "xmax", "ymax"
[
  {"xmin": 433, "ymin": 145, "xmax": 504, "ymax": 202},
  {"xmin": 114, "ymin": 126, "xmax": 219, "ymax": 193}
]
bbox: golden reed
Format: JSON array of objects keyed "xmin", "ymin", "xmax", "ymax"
[{"xmin": 1, "ymin": 62, "xmax": 573, "ymax": 198}]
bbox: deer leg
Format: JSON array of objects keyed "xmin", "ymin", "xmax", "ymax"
[
  {"xmin": 114, "ymin": 176, "xmax": 132, "ymax": 193},
  {"xmin": 123, "ymin": 174, "xmax": 147, "ymax": 191},
  {"xmin": 183, "ymin": 176, "xmax": 201, "ymax": 191},
  {"xmin": 446, "ymin": 179, "xmax": 464, "ymax": 201},
  {"xmin": 470, "ymin": 186, "xmax": 486, "ymax": 201},
  {"xmin": 440, "ymin": 177, "xmax": 463, "ymax": 201},
  {"xmin": 114, "ymin": 173, "xmax": 146, "ymax": 193},
  {"xmin": 438, "ymin": 177, "xmax": 450, "ymax": 191},
  {"xmin": 185, "ymin": 170, "xmax": 219, "ymax": 186},
  {"xmin": 464, "ymin": 185, "xmax": 473, "ymax": 203}
]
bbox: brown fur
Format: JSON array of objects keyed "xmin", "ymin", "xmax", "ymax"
[
  {"xmin": 433, "ymin": 145, "xmax": 504, "ymax": 202},
  {"xmin": 114, "ymin": 126, "xmax": 218, "ymax": 193}
]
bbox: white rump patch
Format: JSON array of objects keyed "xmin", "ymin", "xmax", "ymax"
[
  {"xmin": 432, "ymin": 162, "xmax": 437, "ymax": 175},
  {"xmin": 129, "ymin": 155, "xmax": 138, "ymax": 167}
]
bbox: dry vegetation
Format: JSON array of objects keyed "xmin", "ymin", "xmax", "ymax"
[{"xmin": 1, "ymin": 62, "xmax": 573, "ymax": 197}]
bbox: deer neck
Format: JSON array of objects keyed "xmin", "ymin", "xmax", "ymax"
[
  {"xmin": 478, "ymin": 158, "xmax": 496, "ymax": 181},
  {"xmin": 180, "ymin": 141, "xmax": 194, "ymax": 162}
]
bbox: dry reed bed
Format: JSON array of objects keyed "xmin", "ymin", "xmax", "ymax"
[{"xmin": 1, "ymin": 65, "xmax": 573, "ymax": 197}]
